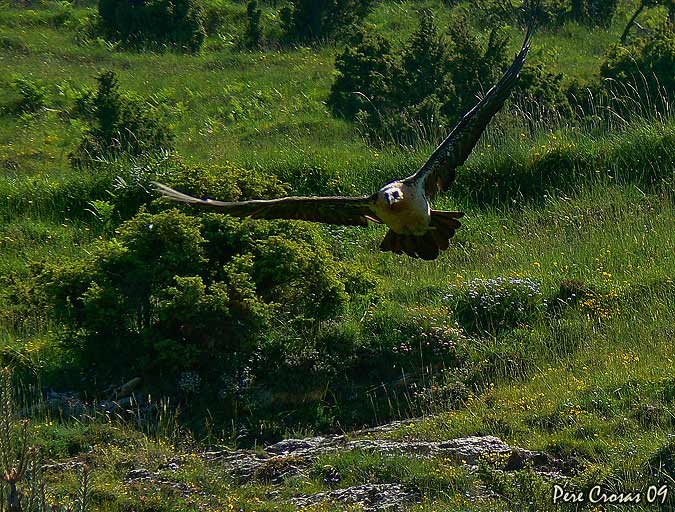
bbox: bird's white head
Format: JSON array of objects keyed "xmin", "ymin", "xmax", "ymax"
[{"xmin": 379, "ymin": 184, "xmax": 404, "ymax": 207}]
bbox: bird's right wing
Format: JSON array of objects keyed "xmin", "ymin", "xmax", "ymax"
[
  {"xmin": 408, "ymin": 20, "xmax": 535, "ymax": 199},
  {"xmin": 152, "ymin": 182, "xmax": 381, "ymax": 227}
]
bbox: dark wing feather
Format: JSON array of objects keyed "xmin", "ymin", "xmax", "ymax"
[
  {"xmin": 408, "ymin": 22, "xmax": 534, "ymax": 198},
  {"xmin": 152, "ymin": 182, "xmax": 380, "ymax": 227}
]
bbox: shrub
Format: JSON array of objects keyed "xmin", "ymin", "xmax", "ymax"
[
  {"xmin": 585, "ymin": 0, "xmax": 620, "ymax": 26},
  {"xmin": 601, "ymin": 29, "xmax": 675, "ymax": 99},
  {"xmin": 10, "ymin": 76, "xmax": 46, "ymax": 114},
  {"xmin": 473, "ymin": 0, "xmax": 519, "ymax": 26},
  {"xmin": 329, "ymin": 11, "xmax": 455, "ymax": 145},
  {"xmin": 97, "ymin": 0, "xmax": 206, "ymax": 52},
  {"xmin": 535, "ymin": 0, "xmax": 619, "ymax": 27},
  {"xmin": 201, "ymin": 0, "xmax": 247, "ymax": 36},
  {"xmin": 38, "ymin": 209, "xmax": 270, "ymax": 384},
  {"xmin": 445, "ymin": 276, "xmax": 547, "ymax": 333},
  {"xmin": 200, "ymin": 215, "xmax": 356, "ymax": 322},
  {"xmin": 69, "ymin": 70, "xmax": 173, "ymax": 168},
  {"xmin": 357, "ymin": 94, "xmax": 449, "ymax": 147},
  {"xmin": 280, "ymin": 0, "xmax": 373, "ymax": 42},
  {"xmin": 37, "ymin": 202, "xmax": 374, "ymax": 396},
  {"xmin": 514, "ymin": 60, "xmax": 572, "ymax": 117},
  {"xmin": 164, "ymin": 157, "xmax": 289, "ymax": 202}
]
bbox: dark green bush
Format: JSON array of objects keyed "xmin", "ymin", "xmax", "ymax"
[
  {"xmin": 69, "ymin": 71, "xmax": 173, "ymax": 168},
  {"xmin": 534, "ymin": 0, "xmax": 619, "ymax": 27},
  {"xmin": 200, "ymin": 1, "xmax": 246, "ymax": 36},
  {"xmin": 446, "ymin": 14, "xmax": 509, "ymax": 116},
  {"xmin": 585, "ymin": 0, "xmax": 620, "ymax": 26},
  {"xmin": 397, "ymin": 9, "xmax": 455, "ymax": 114},
  {"xmin": 280, "ymin": 0, "xmax": 373, "ymax": 42},
  {"xmin": 164, "ymin": 157, "xmax": 289, "ymax": 203},
  {"xmin": 473, "ymin": 0, "xmax": 519, "ymax": 26},
  {"xmin": 37, "ymin": 181, "xmax": 374, "ymax": 397},
  {"xmin": 514, "ymin": 60, "xmax": 572, "ymax": 117},
  {"xmin": 328, "ymin": 30, "xmax": 397, "ymax": 120},
  {"xmin": 478, "ymin": 0, "xmax": 619, "ymax": 28},
  {"xmin": 9, "ymin": 76, "xmax": 46, "ymax": 114},
  {"xmin": 601, "ymin": 29, "xmax": 675, "ymax": 99},
  {"xmin": 329, "ymin": 10, "xmax": 510, "ymax": 145},
  {"xmin": 97, "ymin": 0, "xmax": 206, "ymax": 52}
]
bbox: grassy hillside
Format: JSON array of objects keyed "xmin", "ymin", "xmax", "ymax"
[{"xmin": 1, "ymin": 0, "xmax": 675, "ymax": 510}]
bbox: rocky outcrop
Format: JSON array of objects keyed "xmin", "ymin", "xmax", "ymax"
[
  {"xmin": 194, "ymin": 432, "xmax": 573, "ymax": 491},
  {"xmin": 110, "ymin": 427, "xmax": 576, "ymax": 511},
  {"xmin": 37, "ymin": 390, "xmax": 575, "ymax": 510},
  {"xmin": 125, "ymin": 468, "xmax": 205, "ymax": 500}
]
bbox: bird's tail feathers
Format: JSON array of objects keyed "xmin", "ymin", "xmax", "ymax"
[{"xmin": 379, "ymin": 210, "xmax": 464, "ymax": 260}]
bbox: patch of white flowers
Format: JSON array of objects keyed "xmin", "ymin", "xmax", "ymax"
[
  {"xmin": 445, "ymin": 276, "xmax": 546, "ymax": 329},
  {"xmin": 177, "ymin": 371, "xmax": 202, "ymax": 394}
]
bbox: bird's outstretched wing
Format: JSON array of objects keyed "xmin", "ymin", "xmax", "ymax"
[
  {"xmin": 152, "ymin": 182, "xmax": 381, "ymax": 227},
  {"xmin": 408, "ymin": 22, "xmax": 534, "ymax": 198}
]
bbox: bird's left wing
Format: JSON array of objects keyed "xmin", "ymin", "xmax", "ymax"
[
  {"xmin": 152, "ymin": 182, "xmax": 381, "ymax": 227},
  {"xmin": 408, "ymin": 22, "xmax": 534, "ymax": 198}
]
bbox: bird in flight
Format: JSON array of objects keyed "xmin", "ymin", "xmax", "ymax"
[{"xmin": 154, "ymin": 25, "xmax": 533, "ymax": 260}]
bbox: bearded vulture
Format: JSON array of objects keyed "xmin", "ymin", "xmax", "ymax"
[{"xmin": 153, "ymin": 25, "xmax": 533, "ymax": 260}]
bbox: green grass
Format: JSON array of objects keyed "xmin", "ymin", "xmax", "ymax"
[{"xmin": 1, "ymin": 0, "xmax": 675, "ymax": 509}]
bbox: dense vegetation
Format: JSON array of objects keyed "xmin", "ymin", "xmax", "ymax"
[{"xmin": 0, "ymin": 0, "xmax": 674, "ymax": 509}]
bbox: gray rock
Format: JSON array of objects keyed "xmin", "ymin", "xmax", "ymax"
[
  {"xmin": 346, "ymin": 439, "xmax": 439, "ymax": 458},
  {"xmin": 266, "ymin": 435, "xmax": 342, "ymax": 455},
  {"xmin": 438, "ymin": 435, "xmax": 519, "ymax": 464},
  {"xmin": 291, "ymin": 483, "xmax": 417, "ymax": 511},
  {"xmin": 125, "ymin": 467, "xmax": 202, "ymax": 499}
]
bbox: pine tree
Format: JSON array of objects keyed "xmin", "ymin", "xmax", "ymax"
[
  {"xmin": 245, "ymin": 0, "xmax": 263, "ymax": 49},
  {"xmin": 397, "ymin": 9, "xmax": 454, "ymax": 110}
]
